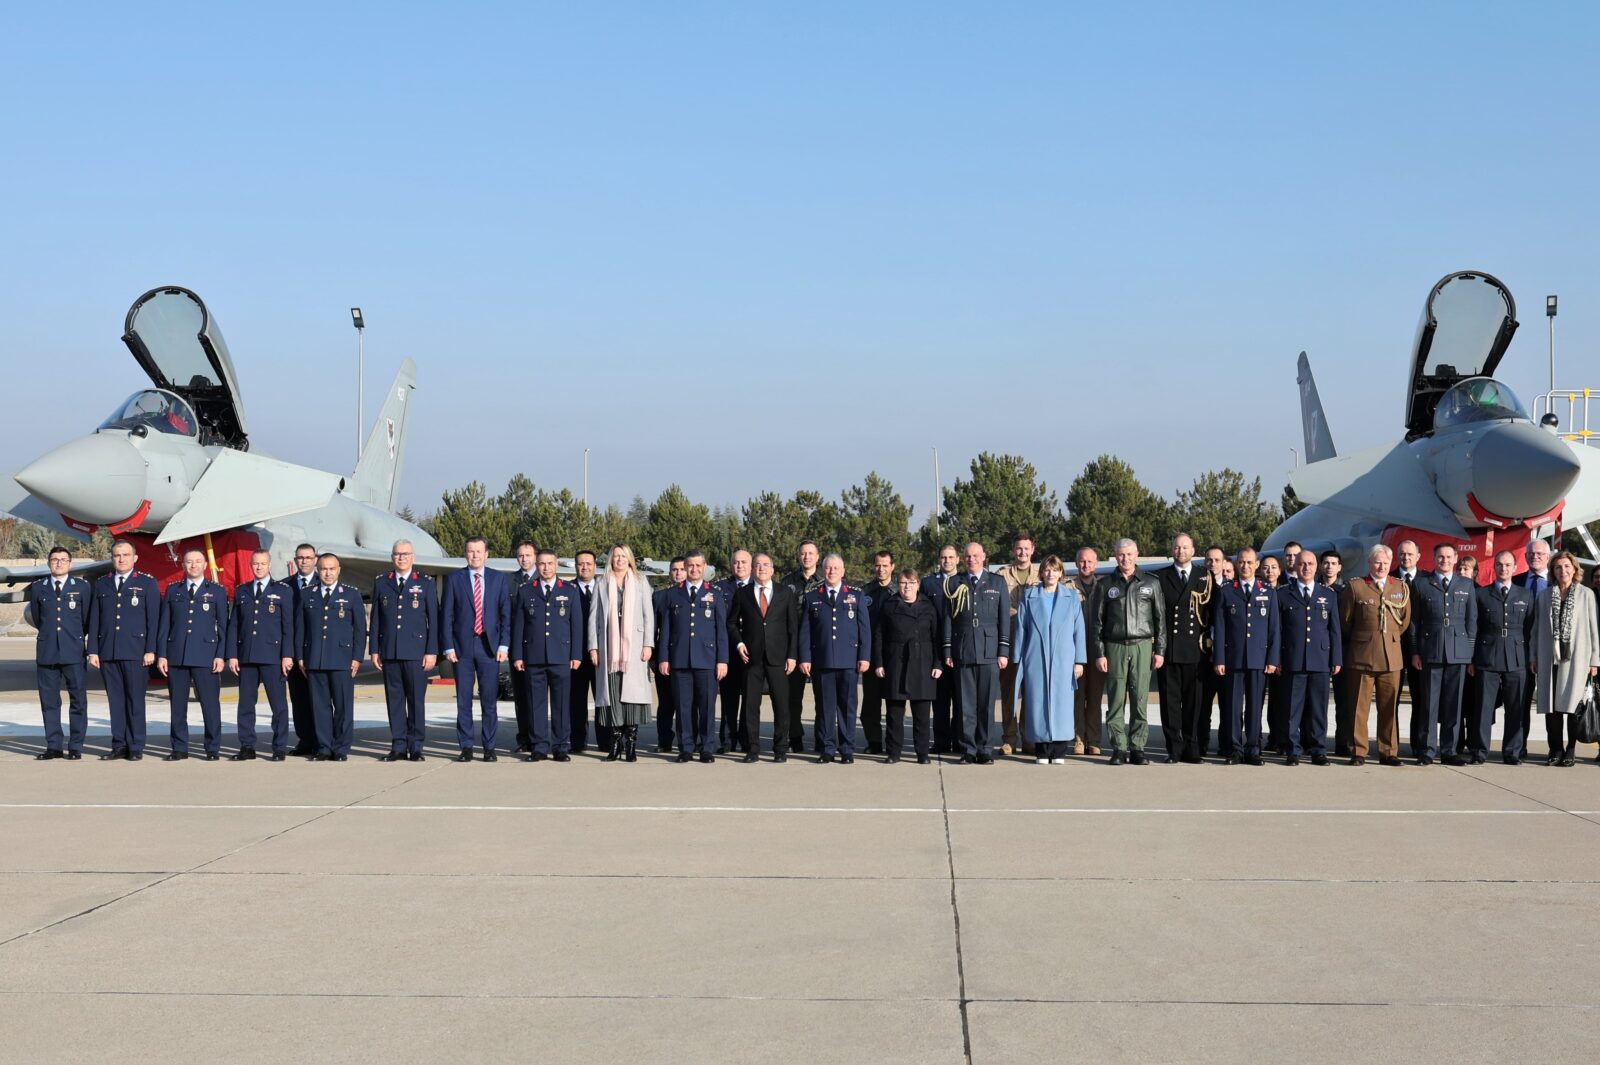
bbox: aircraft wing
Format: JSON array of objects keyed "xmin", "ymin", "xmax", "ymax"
[
  {"xmin": 1290, "ymin": 441, "xmax": 1467, "ymax": 537},
  {"xmin": 156, "ymin": 449, "xmax": 342, "ymax": 545},
  {"xmin": 0, "ymin": 558, "xmax": 113, "ymax": 603}
]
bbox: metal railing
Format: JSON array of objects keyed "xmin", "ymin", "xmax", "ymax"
[{"xmin": 1534, "ymin": 389, "xmax": 1600, "ymax": 445}]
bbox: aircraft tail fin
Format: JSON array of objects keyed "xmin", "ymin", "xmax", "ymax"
[
  {"xmin": 349, "ymin": 358, "xmax": 417, "ymax": 512},
  {"xmin": 1297, "ymin": 352, "xmax": 1337, "ymax": 463}
]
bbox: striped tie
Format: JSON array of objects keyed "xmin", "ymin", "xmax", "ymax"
[{"xmin": 473, "ymin": 572, "xmax": 484, "ymax": 635}]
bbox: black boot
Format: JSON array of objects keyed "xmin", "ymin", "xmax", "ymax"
[{"xmin": 623, "ymin": 726, "xmax": 637, "ymax": 763}]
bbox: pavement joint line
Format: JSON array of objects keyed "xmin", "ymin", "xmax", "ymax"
[
  {"xmin": 0, "ymin": 764, "xmax": 442, "ymax": 952},
  {"xmin": 935, "ymin": 759, "xmax": 974, "ymax": 1065},
  {"xmin": 0, "ymin": 802, "xmax": 1587, "ymax": 815},
  {"xmin": 1441, "ymin": 762, "xmax": 1600, "ymax": 832}
]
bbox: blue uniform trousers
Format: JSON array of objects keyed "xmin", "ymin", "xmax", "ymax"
[
  {"xmin": 957, "ymin": 662, "xmax": 999, "ymax": 757},
  {"xmin": 1223, "ymin": 669, "xmax": 1267, "ymax": 757},
  {"xmin": 520, "ymin": 664, "xmax": 572, "ymax": 754},
  {"xmin": 238, "ymin": 665, "xmax": 289, "ymax": 753},
  {"xmin": 308, "ymin": 668, "xmax": 354, "ymax": 756},
  {"xmin": 454, "ymin": 637, "xmax": 499, "ymax": 752},
  {"xmin": 169, "ymin": 667, "xmax": 223, "ymax": 755},
  {"xmin": 815, "ymin": 667, "xmax": 859, "ymax": 756},
  {"xmin": 1284, "ymin": 670, "xmax": 1329, "ymax": 758},
  {"xmin": 1478, "ymin": 669, "xmax": 1526, "ymax": 760},
  {"xmin": 38, "ymin": 661, "xmax": 87, "ymax": 753},
  {"xmin": 1416, "ymin": 663, "xmax": 1466, "ymax": 760},
  {"xmin": 673, "ymin": 668, "xmax": 717, "ymax": 754},
  {"xmin": 287, "ymin": 668, "xmax": 315, "ymax": 750},
  {"xmin": 103, "ymin": 659, "xmax": 149, "ymax": 754},
  {"xmin": 382, "ymin": 659, "xmax": 428, "ymax": 755}
]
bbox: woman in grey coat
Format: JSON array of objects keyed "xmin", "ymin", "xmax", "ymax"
[
  {"xmin": 1532, "ymin": 550, "xmax": 1599, "ymax": 767},
  {"xmin": 588, "ymin": 543, "xmax": 656, "ymax": 763}
]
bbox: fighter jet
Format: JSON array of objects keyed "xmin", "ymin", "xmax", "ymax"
[{"xmin": 1264, "ymin": 270, "xmax": 1600, "ymax": 574}]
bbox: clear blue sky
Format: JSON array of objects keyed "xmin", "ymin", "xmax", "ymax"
[{"xmin": 5, "ymin": 1, "xmax": 1596, "ymax": 524}]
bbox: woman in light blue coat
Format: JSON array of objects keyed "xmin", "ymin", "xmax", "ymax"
[{"xmin": 1013, "ymin": 556, "xmax": 1087, "ymax": 764}]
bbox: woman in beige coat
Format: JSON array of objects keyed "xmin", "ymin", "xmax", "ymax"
[
  {"xmin": 588, "ymin": 544, "xmax": 655, "ymax": 763},
  {"xmin": 1533, "ymin": 551, "xmax": 1599, "ymax": 767}
]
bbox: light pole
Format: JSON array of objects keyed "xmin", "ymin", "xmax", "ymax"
[
  {"xmin": 932, "ymin": 447, "xmax": 942, "ymax": 534},
  {"xmin": 583, "ymin": 449, "xmax": 590, "ymax": 507},
  {"xmin": 351, "ymin": 307, "xmax": 365, "ymax": 463},
  {"xmin": 1547, "ymin": 294, "xmax": 1558, "ymax": 396}
]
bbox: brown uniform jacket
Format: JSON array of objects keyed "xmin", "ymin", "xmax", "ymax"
[
  {"xmin": 1339, "ymin": 574, "xmax": 1412, "ymax": 672},
  {"xmin": 998, "ymin": 563, "xmax": 1040, "ymax": 618}
]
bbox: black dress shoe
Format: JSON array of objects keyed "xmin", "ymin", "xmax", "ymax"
[
  {"xmin": 269, "ymin": 752, "xmax": 286, "ymax": 762},
  {"xmin": 165, "ymin": 752, "xmax": 189, "ymax": 761},
  {"xmin": 916, "ymin": 754, "xmax": 930, "ymax": 764},
  {"xmin": 311, "ymin": 752, "xmax": 331, "ymax": 761},
  {"xmin": 1350, "ymin": 755, "xmax": 1366, "ymax": 766},
  {"xmin": 332, "ymin": 754, "xmax": 348, "ymax": 761},
  {"xmin": 1165, "ymin": 754, "xmax": 1178, "ymax": 764},
  {"xmin": 515, "ymin": 743, "xmax": 532, "ymax": 754},
  {"xmin": 1417, "ymin": 756, "xmax": 1434, "ymax": 767},
  {"xmin": 773, "ymin": 753, "xmax": 788, "ymax": 763},
  {"xmin": 868, "ymin": 742, "xmax": 884, "ymax": 755},
  {"xmin": 1380, "ymin": 755, "xmax": 1403, "ymax": 766},
  {"xmin": 102, "ymin": 748, "xmax": 128, "ymax": 761},
  {"xmin": 974, "ymin": 752, "xmax": 994, "ymax": 765},
  {"xmin": 36, "ymin": 749, "xmax": 63, "ymax": 760},
  {"xmin": 1311, "ymin": 753, "xmax": 1330, "ymax": 766},
  {"xmin": 885, "ymin": 754, "xmax": 901, "ymax": 764},
  {"xmin": 551, "ymin": 751, "xmax": 570, "ymax": 762},
  {"xmin": 716, "ymin": 745, "xmax": 728, "ymax": 755},
  {"xmin": 1469, "ymin": 753, "xmax": 1486, "ymax": 765},
  {"xmin": 1108, "ymin": 751, "xmax": 1126, "ymax": 766},
  {"xmin": 699, "ymin": 752, "xmax": 714, "ymax": 763},
  {"xmin": 677, "ymin": 751, "xmax": 693, "ymax": 763},
  {"xmin": 129, "ymin": 751, "xmax": 145, "ymax": 760},
  {"xmin": 202, "ymin": 753, "xmax": 220, "ymax": 761},
  {"xmin": 1504, "ymin": 756, "xmax": 1522, "ymax": 765},
  {"xmin": 959, "ymin": 753, "xmax": 977, "ymax": 764},
  {"xmin": 1225, "ymin": 754, "xmax": 1241, "ymax": 765},
  {"xmin": 290, "ymin": 745, "xmax": 316, "ymax": 757},
  {"xmin": 1128, "ymin": 750, "xmax": 1147, "ymax": 766},
  {"xmin": 742, "ymin": 752, "xmax": 759, "ymax": 763},
  {"xmin": 65, "ymin": 751, "xmax": 81, "ymax": 760},
  {"xmin": 379, "ymin": 751, "xmax": 406, "ymax": 762},
  {"xmin": 408, "ymin": 752, "xmax": 425, "ymax": 761},
  {"xmin": 483, "ymin": 752, "xmax": 499, "ymax": 762},
  {"xmin": 840, "ymin": 754, "xmax": 855, "ymax": 764},
  {"xmin": 1243, "ymin": 754, "xmax": 1264, "ymax": 766},
  {"xmin": 658, "ymin": 743, "xmax": 674, "ymax": 754},
  {"xmin": 457, "ymin": 750, "xmax": 473, "ymax": 762},
  {"xmin": 231, "ymin": 748, "xmax": 257, "ymax": 761},
  {"xmin": 819, "ymin": 752, "xmax": 835, "ymax": 764},
  {"xmin": 527, "ymin": 751, "xmax": 547, "ymax": 762},
  {"xmin": 1181, "ymin": 751, "xmax": 1204, "ymax": 764},
  {"xmin": 1285, "ymin": 756, "xmax": 1300, "ymax": 766},
  {"xmin": 1441, "ymin": 755, "xmax": 1466, "ymax": 767}
]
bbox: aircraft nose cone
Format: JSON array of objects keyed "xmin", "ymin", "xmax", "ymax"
[
  {"xmin": 14, "ymin": 433, "xmax": 146, "ymax": 525},
  {"xmin": 1472, "ymin": 423, "xmax": 1582, "ymax": 520}
]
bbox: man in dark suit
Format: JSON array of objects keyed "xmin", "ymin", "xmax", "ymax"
[
  {"xmin": 1474, "ymin": 549, "xmax": 1535, "ymax": 764},
  {"xmin": 943, "ymin": 542, "xmax": 1011, "ymax": 765},
  {"xmin": 228, "ymin": 549, "xmax": 295, "ymax": 761},
  {"xmin": 1513, "ymin": 538, "xmax": 1553, "ymax": 763},
  {"xmin": 157, "ymin": 548, "xmax": 229, "ymax": 761},
  {"xmin": 511, "ymin": 548, "xmax": 585, "ymax": 761},
  {"xmin": 860, "ymin": 549, "xmax": 899, "ymax": 755},
  {"xmin": 728, "ymin": 552, "xmax": 800, "ymax": 761},
  {"xmin": 781, "ymin": 540, "xmax": 825, "ymax": 752},
  {"xmin": 651, "ymin": 557, "xmax": 685, "ymax": 752},
  {"xmin": 714, "ymin": 548, "xmax": 753, "ymax": 753},
  {"xmin": 800, "ymin": 553, "xmax": 873, "ymax": 763},
  {"xmin": 1158, "ymin": 533, "xmax": 1212, "ymax": 763},
  {"xmin": 296, "ymin": 553, "xmax": 366, "ymax": 760},
  {"xmin": 570, "ymin": 550, "xmax": 600, "ymax": 753},
  {"xmin": 283, "ymin": 543, "xmax": 322, "ymax": 756},
  {"xmin": 86, "ymin": 539, "xmax": 160, "ymax": 760},
  {"xmin": 440, "ymin": 535, "xmax": 511, "ymax": 761},
  {"xmin": 921, "ymin": 544, "xmax": 961, "ymax": 753},
  {"xmin": 368, "ymin": 540, "xmax": 438, "ymax": 762},
  {"xmin": 1319, "ymin": 549, "xmax": 1353, "ymax": 755},
  {"xmin": 28, "ymin": 545, "xmax": 90, "ymax": 759},
  {"xmin": 1278, "ymin": 549, "xmax": 1341, "ymax": 765},
  {"xmin": 658, "ymin": 549, "xmax": 728, "ymax": 762},
  {"xmin": 507, "ymin": 541, "xmax": 538, "ymax": 754},
  {"xmin": 1409, "ymin": 542, "xmax": 1478, "ymax": 766},
  {"xmin": 1394, "ymin": 539, "xmax": 1427, "ymax": 759}
]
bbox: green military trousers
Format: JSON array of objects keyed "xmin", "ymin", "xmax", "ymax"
[{"xmin": 1102, "ymin": 639, "xmax": 1153, "ymax": 754}]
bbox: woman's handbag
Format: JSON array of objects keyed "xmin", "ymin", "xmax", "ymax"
[{"xmin": 1574, "ymin": 678, "xmax": 1600, "ymax": 745}]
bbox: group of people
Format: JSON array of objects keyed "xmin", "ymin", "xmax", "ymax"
[{"xmin": 24, "ymin": 530, "xmax": 1600, "ymax": 769}]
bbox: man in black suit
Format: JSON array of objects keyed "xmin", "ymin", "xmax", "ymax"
[
  {"xmin": 651, "ymin": 557, "xmax": 686, "ymax": 752},
  {"xmin": 921, "ymin": 544, "xmax": 961, "ymax": 753},
  {"xmin": 1394, "ymin": 539, "xmax": 1427, "ymax": 757},
  {"xmin": 1473, "ymin": 549, "xmax": 1535, "ymax": 764},
  {"xmin": 1158, "ymin": 533, "xmax": 1213, "ymax": 763},
  {"xmin": 1511, "ymin": 539, "xmax": 1553, "ymax": 762},
  {"xmin": 570, "ymin": 549, "xmax": 599, "ymax": 753},
  {"xmin": 714, "ymin": 549, "xmax": 753, "ymax": 753},
  {"xmin": 728, "ymin": 552, "xmax": 800, "ymax": 762},
  {"xmin": 283, "ymin": 543, "xmax": 321, "ymax": 756},
  {"xmin": 508, "ymin": 542, "xmax": 539, "ymax": 754}
]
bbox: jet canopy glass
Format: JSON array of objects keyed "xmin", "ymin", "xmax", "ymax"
[
  {"xmin": 97, "ymin": 389, "xmax": 199, "ymax": 438},
  {"xmin": 1432, "ymin": 377, "xmax": 1530, "ymax": 431}
]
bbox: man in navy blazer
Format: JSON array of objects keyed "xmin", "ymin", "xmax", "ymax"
[
  {"xmin": 1408, "ymin": 543, "xmax": 1478, "ymax": 766},
  {"xmin": 658, "ymin": 549, "xmax": 728, "ymax": 762},
  {"xmin": 510, "ymin": 548, "xmax": 585, "ymax": 761},
  {"xmin": 369, "ymin": 540, "xmax": 439, "ymax": 762},
  {"xmin": 1276, "ymin": 550, "xmax": 1341, "ymax": 766},
  {"xmin": 1212, "ymin": 547, "xmax": 1280, "ymax": 765},
  {"xmin": 1474, "ymin": 550, "xmax": 1536, "ymax": 764},
  {"xmin": 440, "ymin": 536, "xmax": 510, "ymax": 761}
]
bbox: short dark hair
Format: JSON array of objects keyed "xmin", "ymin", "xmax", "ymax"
[
  {"xmin": 797, "ymin": 539, "xmax": 818, "ymax": 552},
  {"xmin": 575, "ymin": 549, "xmax": 596, "ymax": 563},
  {"xmin": 47, "ymin": 545, "xmax": 72, "ymax": 560},
  {"xmin": 1011, "ymin": 532, "xmax": 1034, "ymax": 546},
  {"xmin": 317, "ymin": 552, "xmax": 339, "ymax": 565},
  {"xmin": 295, "ymin": 542, "xmax": 316, "ymax": 556},
  {"xmin": 515, "ymin": 540, "xmax": 537, "ymax": 553},
  {"xmin": 464, "ymin": 536, "xmax": 488, "ymax": 551},
  {"xmin": 1319, "ymin": 549, "xmax": 1341, "ymax": 563},
  {"xmin": 110, "ymin": 538, "xmax": 135, "ymax": 553},
  {"xmin": 873, "ymin": 550, "xmax": 894, "ymax": 563},
  {"xmin": 537, "ymin": 548, "xmax": 558, "ymax": 561},
  {"xmin": 685, "ymin": 549, "xmax": 705, "ymax": 562},
  {"xmin": 897, "ymin": 566, "xmax": 920, "ymax": 583},
  {"xmin": 670, "ymin": 555, "xmax": 686, "ymax": 567},
  {"xmin": 1204, "ymin": 544, "xmax": 1225, "ymax": 557}
]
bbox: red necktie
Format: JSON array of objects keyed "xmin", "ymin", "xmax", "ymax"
[{"xmin": 473, "ymin": 572, "xmax": 484, "ymax": 635}]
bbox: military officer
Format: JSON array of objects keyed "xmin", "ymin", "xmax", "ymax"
[
  {"xmin": 658, "ymin": 549, "xmax": 728, "ymax": 762},
  {"xmin": 858, "ymin": 549, "xmax": 898, "ymax": 755},
  {"xmin": 651, "ymin": 556, "xmax": 686, "ymax": 752},
  {"xmin": 782, "ymin": 540, "xmax": 825, "ymax": 752},
  {"xmin": 228, "ymin": 549, "xmax": 294, "ymax": 761},
  {"xmin": 1211, "ymin": 547, "xmax": 1280, "ymax": 765},
  {"xmin": 369, "ymin": 539, "xmax": 438, "ymax": 762},
  {"xmin": 1277, "ymin": 550, "xmax": 1341, "ymax": 765},
  {"xmin": 570, "ymin": 549, "xmax": 600, "ymax": 753},
  {"xmin": 1091, "ymin": 539, "xmax": 1164, "ymax": 765},
  {"xmin": 283, "ymin": 543, "xmax": 321, "ymax": 755},
  {"xmin": 508, "ymin": 541, "xmax": 539, "ymax": 754},
  {"xmin": 922, "ymin": 544, "xmax": 962, "ymax": 753},
  {"xmin": 1319, "ymin": 549, "xmax": 1354, "ymax": 755},
  {"xmin": 1158, "ymin": 533, "xmax": 1213, "ymax": 763},
  {"xmin": 713, "ymin": 548, "xmax": 753, "ymax": 753},
  {"xmin": 157, "ymin": 548, "xmax": 229, "ymax": 761},
  {"xmin": 1339, "ymin": 544, "xmax": 1412, "ymax": 766},
  {"xmin": 1472, "ymin": 550, "xmax": 1535, "ymax": 765},
  {"xmin": 799, "ymin": 553, "xmax": 872, "ymax": 763},
  {"xmin": 87, "ymin": 539, "xmax": 160, "ymax": 760},
  {"xmin": 511, "ymin": 548, "xmax": 585, "ymax": 761},
  {"xmin": 1408, "ymin": 542, "xmax": 1478, "ymax": 766},
  {"xmin": 296, "ymin": 553, "xmax": 365, "ymax": 760},
  {"xmin": 943, "ymin": 542, "xmax": 1012, "ymax": 764},
  {"xmin": 28, "ymin": 545, "xmax": 90, "ymax": 759}
]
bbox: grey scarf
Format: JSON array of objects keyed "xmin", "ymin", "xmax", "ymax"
[{"xmin": 1553, "ymin": 585, "xmax": 1577, "ymax": 664}]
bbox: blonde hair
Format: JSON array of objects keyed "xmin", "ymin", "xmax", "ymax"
[{"xmin": 607, "ymin": 543, "xmax": 639, "ymax": 579}]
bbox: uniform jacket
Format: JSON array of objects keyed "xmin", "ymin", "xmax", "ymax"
[
  {"xmin": 997, "ymin": 562, "xmax": 1040, "ymax": 619},
  {"xmin": 157, "ymin": 578, "xmax": 228, "ymax": 666},
  {"xmin": 511, "ymin": 578, "xmax": 585, "ymax": 666},
  {"xmin": 28, "ymin": 574, "xmax": 89, "ymax": 665},
  {"xmin": 1409, "ymin": 570, "xmax": 1478, "ymax": 665},
  {"xmin": 1091, "ymin": 570, "xmax": 1165, "ymax": 656},
  {"xmin": 1474, "ymin": 582, "xmax": 1534, "ymax": 672},
  {"xmin": 943, "ymin": 569, "xmax": 1011, "ymax": 665},
  {"xmin": 728, "ymin": 581, "xmax": 800, "ymax": 668},
  {"xmin": 800, "ymin": 584, "xmax": 872, "ymax": 669},
  {"xmin": 368, "ymin": 570, "xmax": 438, "ymax": 661},
  {"xmin": 1276, "ymin": 581, "xmax": 1342, "ymax": 673},
  {"xmin": 659, "ymin": 580, "xmax": 728, "ymax": 669},
  {"xmin": 1212, "ymin": 579, "xmax": 1280, "ymax": 670},
  {"xmin": 298, "ymin": 582, "xmax": 367, "ymax": 670},
  {"xmin": 1339, "ymin": 575, "xmax": 1412, "ymax": 673},
  {"xmin": 1158, "ymin": 564, "xmax": 1212, "ymax": 664},
  {"xmin": 440, "ymin": 567, "xmax": 510, "ymax": 656},
  {"xmin": 650, "ymin": 585, "xmax": 672, "ymax": 665},
  {"xmin": 873, "ymin": 595, "xmax": 940, "ymax": 701},
  {"xmin": 229, "ymin": 577, "xmax": 294, "ymax": 664},
  {"xmin": 87, "ymin": 570, "xmax": 160, "ymax": 660}
]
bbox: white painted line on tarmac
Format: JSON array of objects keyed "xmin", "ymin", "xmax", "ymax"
[{"xmin": 0, "ymin": 803, "xmax": 1588, "ymax": 815}]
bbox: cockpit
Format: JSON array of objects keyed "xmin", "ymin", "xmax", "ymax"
[
  {"xmin": 1432, "ymin": 377, "xmax": 1531, "ymax": 431},
  {"xmin": 97, "ymin": 389, "xmax": 199, "ymax": 438}
]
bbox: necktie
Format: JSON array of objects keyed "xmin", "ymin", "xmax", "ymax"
[
  {"xmin": 758, "ymin": 586, "xmax": 768, "ymax": 617},
  {"xmin": 323, "ymin": 587, "xmax": 330, "ymax": 602},
  {"xmin": 1442, "ymin": 578, "xmax": 1450, "ymax": 594},
  {"xmin": 829, "ymin": 588, "xmax": 837, "ymax": 606},
  {"xmin": 54, "ymin": 580, "xmax": 61, "ymax": 594},
  {"xmin": 257, "ymin": 581, "xmax": 265, "ymax": 598},
  {"xmin": 116, "ymin": 576, "xmax": 124, "ymax": 592},
  {"xmin": 473, "ymin": 572, "xmax": 484, "ymax": 635},
  {"xmin": 1302, "ymin": 584, "xmax": 1311, "ymax": 601}
]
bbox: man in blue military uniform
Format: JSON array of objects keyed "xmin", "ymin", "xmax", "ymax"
[
  {"xmin": 1212, "ymin": 547, "xmax": 1280, "ymax": 765},
  {"xmin": 228, "ymin": 549, "xmax": 294, "ymax": 761},
  {"xmin": 511, "ymin": 548, "xmax": 585, "ymax": 762},
  {"xmin": 296, "ymin": 553, "xmax": 366, "ymax": 761},
  {"xmin": 943, "ymin": 542, "xmax": 1011, "ymax": 765},
  {"xmin": 1409, "ymin": 543, "xmax": 1478, "ymax": 766},
  {"xmin": 369, "ymin": 539, "xmax": 438, "ymax": 762},
  {"xmin": 507, "ymin": 542, "xmax": 539, "ymax": 754},
  {"xmin": 283, "ymin": 543, "xmax": 322, "ymax": 756},
  {"xmin": 1277, "ymin": 549, "xmax": 1341, "ymax": 766},
  {"xmin": 87, "ymin": 539, "xmax": 161, "ymax": 760},
  {"xmin": 157, "ymin": 548, "xmax": 229, "ymax": 760},
  {"xmin": 28, "ymin": 545, "xmax": 90, "ymax": 759},
  {"xmin": 799, "ymin": 553, "xmax": 872, "ymax": 763},
  {"xmin": 1473, "ymin": 549, "xmax": 1535, "ymax": 764},
  {"xmin": 713, "ymin": 548, "xmax": 753, "ymax": 753},
  {"xmin": 658, "ymin": 549, "xmax": 728, "ymax": 763},
  {"xmin": 651, "ymin": 556, "xmax": 686, "ymax": 752}
]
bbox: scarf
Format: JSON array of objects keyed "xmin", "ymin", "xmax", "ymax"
[
  {"xmin": 1553, "ymin": 584, "xmax": 1577, "ymax": 664},
  {"xmin": 606, "ymin": 570, "xmax": 638, "ymax": 673}
]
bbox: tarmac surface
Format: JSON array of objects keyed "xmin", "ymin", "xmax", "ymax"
[{"xmin": 2, "ymin": 638, "xmax": 1598, "ymax": 1064}]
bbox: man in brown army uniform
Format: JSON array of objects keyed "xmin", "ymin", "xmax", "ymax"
[
  {"xmin": 1338, "ymin": 543, "xmax": 1412, "ymax": 766},
  {"xmin": 997, "ymin": 533, "xmax": 1041, "ymax": 756},
  {"xmin": 1064, "ymin": 546, "xmax": 1104, "ymax": 755}
]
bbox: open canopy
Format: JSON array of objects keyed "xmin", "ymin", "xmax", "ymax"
[
  {"xmin": 1404, "ymin": 271, "xmax": 1518, "ymax": 438},
  {"xmin": 122, "ymin": 286, "xmax": 249, "ymax": 448}
]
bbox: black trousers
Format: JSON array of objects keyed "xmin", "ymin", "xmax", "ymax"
[
  {"xmin": 653, "ymin": 661, "xmax": 676, "ymax": 749},
  {"xmin": 931, "ymin": 669, "xmax": 957, "ymax": 752},
  {"xmin": 720, "ymin": 661, "xmax": 747, "ymax": 751},
  {"xmin": 1158, "ymin": 659, "xmax": 1204, "ymax": 757},
  {"xmin": 786, "ymin": 670, "xmax": 819, "ymax": 751},
  {"xmin": 1266, "ymin": 670, "xmax": 1289, "ymax": 751},
  {"xmin": 1546, "ymin": 713, "xmax": 1579, "ymax": 760},
  {"xmin": 743, "ymin": 661, "xmax": 790, "ymax": 753},
  {"xmin": 287, "ymin": 666, "xmax": 315, "ymax": 750},
  {"xmin": 1198, "ymin": 668, "xmax": 1223, "ymax": 754},
  {"xmin": 884, "ymin": 699, "xmax": 930, "ymax": 757},
  {"xmin": 861, "ymin": 670, "xmax": 884, "ymax": 746},
  {"xmin": 570, "ymin": 660, "xmax": 596, "ymax": 751}
]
